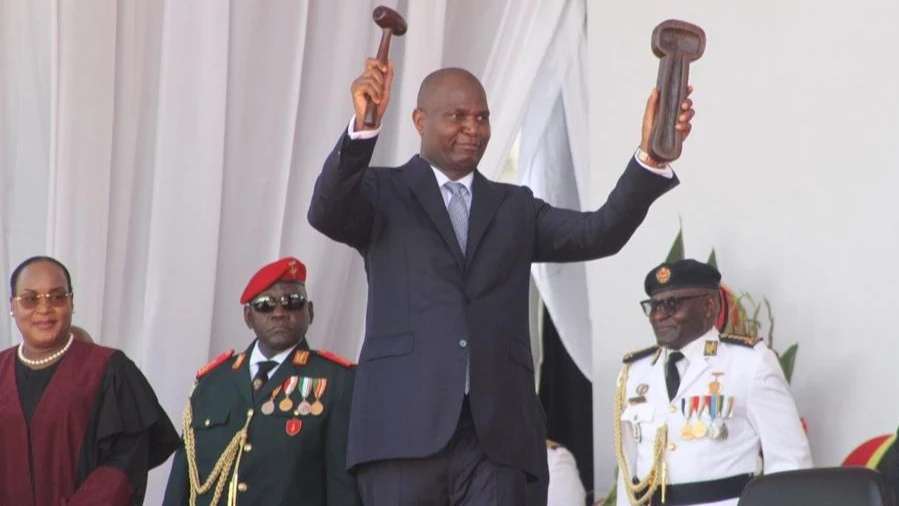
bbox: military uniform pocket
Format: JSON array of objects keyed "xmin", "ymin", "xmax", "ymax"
[{"xmin": 191, "ymin": 405, "xmax": 231, "ymax": 429}]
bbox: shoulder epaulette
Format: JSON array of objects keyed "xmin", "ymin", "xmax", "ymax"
[
  {"xmin": 623, "ymin": 345, "xmax": 659, "ymax": 364},
  {"xmin": 316, "ymin": 349, "xmax": 355, "ymax": 368},
  {"xmin": 719, "ymin": 333, "xmax": 762, "ymax": 348},
  {"xmin": 196, "ymin": 349, "xmax": 234, "ymax": 378},
  {"xmin": 292, "ymin": 349, "xmax": 311, "ymax": 366}
]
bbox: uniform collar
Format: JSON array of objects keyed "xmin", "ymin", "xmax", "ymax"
[
  {"xmin": 665, "ymin": 328, "xmax": 719, "ymax": 364},
  {"xmin": 250, "ymin": 340, "xmax": 299, "ymax": 370}
]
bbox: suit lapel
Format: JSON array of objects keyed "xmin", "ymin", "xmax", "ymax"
[
  {"xmin": 405, "ymin": 157, "xmax": 465, "ymax": 266},
  {"xmin": 466, "ymin": 171, "xmax": 504, "ymax": 264}
]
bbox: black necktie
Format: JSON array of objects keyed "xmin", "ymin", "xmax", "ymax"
[
  {"xmin": 666, "ymin": 351, "xmax": 684, "ymax": 401},
  {"xmin": 252, "ymin": 360, "xmax": 277, "ymax": 394}
]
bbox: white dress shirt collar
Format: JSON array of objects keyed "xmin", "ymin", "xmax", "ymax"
[
  {"xmin": 431, "ymin": 166, "xmax": 474, "ymax": 196},
  {"xmin": 248, "ymin": 340, "xmax": 298, "ymax": 381}
]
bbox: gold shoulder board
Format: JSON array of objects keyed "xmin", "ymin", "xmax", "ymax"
[
  {"xmin": 622, "ymin": 345, "xmax": 659, "ymax": 364},
  {"xmin": 719, "ymin": 333, "xmax": 762, "ymax": 348}
]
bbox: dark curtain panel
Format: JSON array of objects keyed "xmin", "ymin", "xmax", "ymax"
[{"xmin": 538, "ymin": 306, "xmax": 594, "ymax": 503}]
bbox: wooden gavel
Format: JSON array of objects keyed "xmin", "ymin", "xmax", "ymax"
[
  {"xmin": 648, "ymin": 20, "xmax": 705, "ymax": 163},
  {"xmin": 363, "ymin": 6, "xmax": 407, "ymax": 129}
]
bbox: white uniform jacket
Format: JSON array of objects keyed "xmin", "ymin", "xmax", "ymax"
[{"xmin": 615, "ymin": 329, "xmax": 812, "ymax": 506}]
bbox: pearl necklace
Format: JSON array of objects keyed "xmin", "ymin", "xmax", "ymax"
[{"xmin": 18, "ymin": 333, "xmax": 75, "ymax": 367}]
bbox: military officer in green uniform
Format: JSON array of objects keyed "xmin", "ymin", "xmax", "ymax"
[{"xmin": 163, "ymin": 257, "xmax": 362, "ymax": 506}]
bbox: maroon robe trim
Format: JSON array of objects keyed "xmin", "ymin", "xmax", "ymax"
[{"xmin": 0, "ymin": 340, "xmax": 115, "ymax": 506}]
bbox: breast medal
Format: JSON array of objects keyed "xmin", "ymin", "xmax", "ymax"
[
  {"xmin": 309, "ymin": 378, "xmax": 328, "ymax": 416},
  {"xmin": 261, "ymin": 385, "xmax": 282, "ymax": 416},
  {"xmin": 293, "ymin": 377, "xmax": 314, "ymax": 416},
  {"xmin": 279, "ymin": 376, "xmax": 299, "ymax": 412},
  {"xmin": 691, "ymin": 396, "xmax": 709, "ymax": 439}
]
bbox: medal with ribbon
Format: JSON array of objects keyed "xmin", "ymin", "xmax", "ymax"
[
  {"xmin": 691, "ymin": 395, "xmax": 710, "ymax": 438},
  {"xmin": 309, "ymin": 378, "xmax": 328, "ymax": 416},
  {"xmin": 708, "ymin": 393, "xmax": 722, "ymax": 439},
  {"xmin": 680, "ymin": 396, "xmax": 699, "ymax": 440},
  {"xmin": 279, "ymin": 376, "xmax": 299, "ymax": 412},
  {"xmin": 261, "ymin": 385, "xmax": 282, "ymax": 416},
  {"xmin": 293, "ymin": 377, "xmax": 314, "ymax": 416}
]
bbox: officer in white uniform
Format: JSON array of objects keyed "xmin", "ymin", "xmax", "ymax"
[{"xmin": 614, "ymin": 259, "xmax": 812, "ymax": 506}]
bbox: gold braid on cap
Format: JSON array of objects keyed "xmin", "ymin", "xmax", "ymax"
[
  {"xmin": 614, "ymin": 364, "xmax": 669, "ymax": 505},
  {"xmin": 181, "ymin": 382, "xmax": 254, "ymax": 506}
]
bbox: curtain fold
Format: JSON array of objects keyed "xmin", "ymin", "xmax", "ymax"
[{"xmin": 520, "ymin": 0, "xmax": 592, "ymax": 380}]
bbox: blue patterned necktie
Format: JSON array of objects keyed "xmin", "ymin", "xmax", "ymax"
[
  {"xmin": 444, "ymin": 181, "xmax": 470, "ymax": 253},
  {"xmin": 445, "ymin": 181, "xmax": 472, "ymax": 393}
]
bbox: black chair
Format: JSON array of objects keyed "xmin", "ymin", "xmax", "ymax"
[{"xmin": 737, "ymin": 467, "xmax": 895, "ymax": 506}]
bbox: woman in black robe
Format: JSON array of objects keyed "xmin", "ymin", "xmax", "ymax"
[{"xmin": 0, "ymin": 256, "xmax": 180, "ymax": 505}]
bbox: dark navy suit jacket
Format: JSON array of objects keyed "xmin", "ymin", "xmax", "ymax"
[{"xmin": 307, "ymin": 132, "xmax": 677, "ymax": 480}]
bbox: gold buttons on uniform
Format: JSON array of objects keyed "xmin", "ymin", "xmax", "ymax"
[
  {"xmin": 243, "ymin": 443, "xmax": 253, "ymax": 452},
  {"xmin": 669, "ymin": 405, "xmax": 677, "ymax": 413},
  {"xmin": 668, "ymin": 443, "xmax": 677, "ymax": 451},
  {"xmin": 237, "ymin": 482, "xmax": 248, "ymax": 493},
  {"xmin": 204, "ymin": 419, "xmax": 211, "ymax": 427}
]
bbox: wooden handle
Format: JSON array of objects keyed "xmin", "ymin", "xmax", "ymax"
[{"xmin": 363, "ymin": 30, "xmax": 393, "ymax": 129}]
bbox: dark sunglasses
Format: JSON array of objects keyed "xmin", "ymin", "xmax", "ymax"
[
  {"xmin": 640, "ymin": 294, "xmax": 709, "ymax": 317},
  {"xmin": 13, "ymin": 292, "xmax": 73, "ymax": 311},
  {"xmin": 249, "ymin": 293, "xmax": 307, "ymax": 313}
]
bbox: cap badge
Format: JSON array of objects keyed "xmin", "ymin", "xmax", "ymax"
[{"xmin": 656, "ymin": 266, "xmax": 672, "ymax": 284}]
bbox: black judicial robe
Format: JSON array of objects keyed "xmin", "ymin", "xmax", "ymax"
[{"xmin": 0, "ymin": 339, "xmax": 180, "ymax": 506}]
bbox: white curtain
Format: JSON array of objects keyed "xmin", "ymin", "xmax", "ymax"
[
  {"xmin": 0, "ymin": 0, "xmax": 580, "ymax": 501},
  {"xmin": 519, "ymin": 0, "xmax": 593, "ymax": 379}
]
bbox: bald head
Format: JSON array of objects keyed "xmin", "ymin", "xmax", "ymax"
[
  {"xmin": 416, "ymin": 68, "xmax": 484, "ymax": 109},
  {"xmin": 413, "ymin": 67, "xmax": 491, "ymax": 180}
]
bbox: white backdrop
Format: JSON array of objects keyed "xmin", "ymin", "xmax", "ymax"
[
  {"xmin": 0, "ymin": 0, "xmax": 585, "ymax": 502},
  {"xmin": 587, "ymin": 0, "xmax": 899, "ymax": 497}
]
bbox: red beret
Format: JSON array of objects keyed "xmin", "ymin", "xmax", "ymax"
[{"xmin": 240, "ymin": 257, "xmax": 307, "ymax": 304}]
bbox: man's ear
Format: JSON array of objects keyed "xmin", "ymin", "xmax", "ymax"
[
  {"xmin": 706, "ymin": 293, "xmax": 718, "ymax": 319},
  {"xmin": 307, "ymin": 301, "xmax": 314, "ymax": 325},
  {"xmin": 243, "ymin": 306, "xmax": 253, "ymax": 329},
  {"xmin": 412, "ymin": 108, "xmax": 426, "ymax": 135}
]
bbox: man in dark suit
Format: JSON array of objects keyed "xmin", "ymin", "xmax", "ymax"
[
  {"xmin": 307, "ymin": 59, "xmax": 695, "ymax": 505},
  {"xmin": 163, "ymin": 257, "xmax": 361, "ymax": 506}
]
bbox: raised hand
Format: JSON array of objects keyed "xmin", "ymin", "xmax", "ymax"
[
  {"xmin": 352, "ymin": 58, "xmax": 394, "ymax": 131},
  {"xmin": 639, "ymin": 86, "xmax": 695, "ymax": 165}
]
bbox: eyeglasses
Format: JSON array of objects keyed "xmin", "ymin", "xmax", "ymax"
[
  {"xmin": 13, "ymin": 292, "xmax": 74, "ymax": 310},
  {"xmin": 249, "ymin": 293, "xmax": 307, "ymax": 313},
  {"xmin": 640, "ymin": 294, "xmax": 709, "ymax": 317}
]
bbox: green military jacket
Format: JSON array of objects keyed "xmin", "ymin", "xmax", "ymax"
[{"xmin": 163, "ymin": 340, "xmax": 361, "ymax": 506}]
